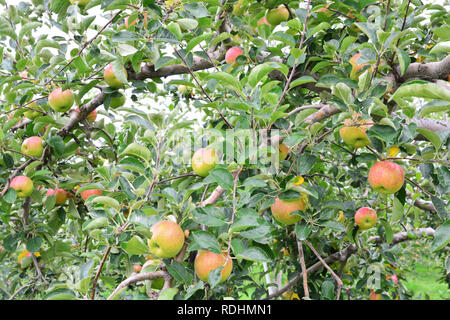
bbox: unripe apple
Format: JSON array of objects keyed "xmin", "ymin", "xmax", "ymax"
[
  {"xmin": 109, "ymin": 93, "xmax": 126, "ymax": 109},
  {"xmin": 48, "ymin": 88, "xmax": 74, "ymax": 113},
  {"xmin": 80, "ymin": 189, "xmax": 102, "ymax": 201},
  {"xmin": 270, "ymin": 196, "xmax": 306, "ymax": 225},
  {"xmin": 46, "ymin": 187, "xmax": 67, "ymax": 205},
  {"xmin": 147, "ymin": 220, "xmax": 185, "ymax": 258},
  {"xmin": 225, "ymin": 47, "xmax": 243, "ymax": 64},
  {"xmin": 279, "ymin": 143, "xmax": 289, "ymax": 161},
  {"xmin": 354, "ymin": 207, "xmax": 377, "ymax": 230},
  {"xmin": 266, "ymin": 6, "xmax": 290, "ymax": 26},
  {"xmin": 368, "ymin": 161, "xmax": 404, "ymax": 194},
  {"xmin": 21, "ymin": 136, "xmax": 44, "ymax": 158},
  {"xmin": 192, "ymin": 148, "xmax": 218, "ymax": 177},
  {"xmin": 70, "ymin": 0, "xmax": 91, "ymax": 5},
  {"xmin": 104, "ymin": 64, "xmax": 127, "ymax": 89},
  {"xmin": 369, "ymin": 290, "xmax": 382, "ymax": 300},
  {"xmin": 339, "ymin": 126, "xmax": 371, "ymax": 149},
  {"xmin": 76, "ymin": 107, "xmax": 97, "ymax": 122},
  {"xmin": 194, "ymin": 250, "xmax": 233, "ymax": 283},
  {"xmin": 23, "ymin": 101, "xmax": 43, "ymax": 120},
  {"xmin": 10, "ymin": 176, "xmax": 34, "ymax": 198}
]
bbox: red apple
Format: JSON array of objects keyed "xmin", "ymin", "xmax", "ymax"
[
  {"xmin": 194, "ymin": 250, "xmax": 233, "ymax": 283},
  {"xmin": 48, "ymin": 88, "xmax": 74, "ymax": 113},
  {"xmin": 368, "ymin": 161, "xmax": 404, "ymax": 194},
  {"xmin": 104, "ymin": 64, "xmax": 127, "ymax": 89},
  {"xmin": 133, "ymin": 264, "xmax": 142, "ymax": 273},
  {"xmin": 369, "ymin": 290, "xmax": 382, "ymax": 300},
  {"xmin": 21, "ymin": 136, "xmax": 44, "ymax": 158},
  {"xmin": 10, "ymin": 176, "xmax": 34, "ymax": 198},
  {"xmin": 46, "ymin": 187, "xmax": 67, "ymax": 205},
  {"xmin": 80, "ymin": 189, "xmax": 102, "ymax": 201},
  {"xmin": 270, "ymin": 196, "xmax": 306, "ymax": 225},
  {"xmin": 192, "ymin": 148, "xmax": 218, "ymax": 177},
  {"xmin": 76, "ymin": 107, "xmax": 97, "ymax": 122},
  {"xmin": 147, "ymin": 220, "xmax": 185, "ymax": 258},
  {"xmin": 225, "ymin": 47, "xmax": 243, "ymax": 64},
  {"xmin": 354, "ymin": 207, "xmax": 377, "ymax": 230}
]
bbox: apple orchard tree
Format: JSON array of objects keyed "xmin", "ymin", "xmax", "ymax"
[{"xmin": 0, "ymin": 0, "xmax": 449, "ymax": 301}]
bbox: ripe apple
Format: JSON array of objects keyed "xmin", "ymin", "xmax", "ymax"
[
  {"xmin": 368, "ymin": 161, "xmax": 404, "ymax": 194},
  {"xmin": 369, "ymin": 290, "xmax": 382, "ymax": 300},
  {"xmin": 225, "ymin": 47, "xmax": 243, "ymax": 64},
  {"xmin": 354, "ymin": 207, "xmax": 377, "ymax": 230},
  {"xmin": 46, "ymin": 187, "xmax": 67, "ymax": 205},
  {"xmin": 70, "ymin": 0, "xmax": 91, "ymax": 5},
  {"xmin": 147, "ymin": 220, "xmax": 185, "ymax": 258},
  {"xmin": 270, "ymin": 196, "xmax": 306, "ymax": 225},
  {"xmin": 10, "ymin": 176, "xmax": 34, "ymax": 198},
  {"xmin": 76, "ymin": 107, "xmax": 97, "ymax": 121},
  {"xmin": 104, "ymin": 64, "xmax": 127, "ymax": 89},
  {"xmin": 194, "ymin": 250, "xmax": 233, "ymax": 283},
  {"xmin": 266, "ymin": 5, "xmax": 290, "ymax": 26},
  {"xmin": 80, "ymin": 189, "xmax": 102, "ymax": 200},
  {"xmin": 279, "ymin": 143, "xmax": 289, "ymax": 161},
  {"xmin": 48, "ymin": 88, "xmax": 74, "ymax": 113},
  {"xmin": 21, "ymin": 136, "xmax": 44, "ymax": 158},
  {"xmin": 109, "ymin": 93, "xmax": 126, "ymax": 109},
  {"xmin": 192, "ymin": 148, "xmax": 218, "ymax": 177},
  {"xmin": 133, "ymin": 264, "xmax": 142, "ymax": 273}
]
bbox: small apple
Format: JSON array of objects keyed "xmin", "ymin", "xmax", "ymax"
[
  {"xmin": 279, "ymin": 143, "xmax": 289, "ymax": 161},
  {"xmin": 369, "ymin": 290, "xmax": 382, "ymax": 300},
  {"xmin": 192, "ymin": 148, "xmax": 218, "ymax": 177},
  {"xmin": 339, "ymin": 126, "xmax": 371, "ymax": 149},
  {"xmin": 225, "ymin": 47, "xmax": 243, "ymax": 64},
  {"xmin": 147, "ymin": 220, "xmax": 185, "ymax": 258},
  {"xmin": 76, "ymin": 107, "xmax": 97, "ymax": 122},
  {"xmin": 270, "ymin": 196, "xmax": 306, "ymax": 225},
  {"xmin": 133, "ymin": 264, "xmax": 142, "ymax": 273},
  {"xmin": 266, "ymin": 5, "xmax": 290, "ymax": 26},
  {"xmin": 108, "ymin": 93, "xmax": 126, "ymax": 109},
  {"xmin": 10, "ymin": 176, "xmax": 34, "ymax": 198},
  {"xmin": 354, "ymin": 207, "xmax": 377, "ymax": 230},
  {"xmin": 80, "ymin": 189, "xmax": 102, "ymax": 201},
  {"xmin": 48, "ymin": 88, "xmax": 74, "ymax": 113},
  {"xmin": 46, "ymin": 187, "xmax": 67, "ymax": 205},
  {"xmin": 21, "ymin": 136, "xmax": 44, "ymax": 158},
  {"xmin": 104, "ymin": 64, "xmax": 127, "ymax": 89},
  {"xmin": 368, "ymin": 161, "xmax": 404, "ymax": 194},
  {"xmin": 194, "ymin": 250, "xmax": 233, "ymax": 283},
  {"xmin": 23, "ymin": 101, "xmax": 43, "ymax": 120}
]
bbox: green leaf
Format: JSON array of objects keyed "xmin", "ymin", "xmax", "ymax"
[
  {"xmin": 119, "ymin": 142, "xmax": 151, "ymax": 163},
  {"xmin": 297, "ymin": 152, "xmax": 316, "ymax": 175},
  {"xmin": 209, "ymin": 168, "xmax": 234, "ymax": 190},
  {"xmin": 26, "ymin": 236, "xmax": 42, "ymax": 253},
  {"xmin": 186, "ymin": 33, "xmax": 213, "ymax": 53},
  {"xmin": 208, "ymin": 266, "xmax": 223, "ymax": 289},
  {"xmin": 82, "ymin": 217, "xmax": 109, "ymax": 231},
  {"xmin": 295, "ymin": 222, "xmax": 311, "ymax": 240},
  {"xmin": 381, "ymin": 220, "xmax": 393, "ymax": 244},
  {"xmin": 430, "ymin": 41, "xmax": 450, "ymax": 54},
  {"xmin": 111, "ymin": 59, "xmax": 128, "ymax": 86},
  {"xmin": 188, "ymin": 231, "xmax": 221, "ymax": 254},
  {"xmin": 322, "ymin": 221, "xmax": 346, "ymax": 232},
  {"xmin": 248, "ymin": 62, "xmax": 282, "ymax": 88},
  {"xmin": 431, "ymin": 196, "xmax": 449, "ymax": 221},
  {"xmin": 47, "ymin": 136, "xmax": 65, "ymax": 156},
  {"xmin": 416, "ymin": 128, "xmax": 442, "ymax": 150},
  {"xmin": 391, "ymin": 81, "xmax": 450, "ymax": 102},
  {"xmin": 237, "ymin": 247, "xmax": 271, "ymax": 262},
  {"xmin": 165, "ymin": 260, "xmax": 193, "ymax": 284},
  {"xmin": 123, "ymin": 235, "xmax": 150, "ymax": 255},
  {"xmin": 207, "ymin": 72, "xmax": 243, "ymax": 93},
  {"xmin": 395, "ymin": 47, "xmax": 410, "ymax": 76},
  {"xmin": 289, "ymin": 76, "xmax": 316, "ymax": 89},
  {"xmin": 158, "ymin": 288, "xmax": 178, "ymax": 300},
  {"xmin": 419, "ymin": 101, "xmax": 450, "ymax": 118},
  {"xmin": 391, "ymin": 196, "xmax": 404, "ymax": 223},
  {"xmin": 332, "ymin": 82, "xmax": 354, "ymax": 105},
  {"xmin": 432, "ymin": 220, "xmax": 450, "ymax": 251},
  {"xmin": 3, "ymin": 188, "xmax": 16, "ymax": 204},
  {"xmin": 192, "ymin": 207, "xmax": 227, "ymax": 227},
  {"xmin": 90, "ymin": 196, "xmax": 121, "ymax": 211}
]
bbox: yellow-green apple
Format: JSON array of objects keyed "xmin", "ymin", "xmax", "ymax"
[
  {"xmin": 10, "ymin": 176, "xmax": 34, "ymax": 198},
  {"xmin": 141, "ymin": 258, "xmax": 165, "ymax": 289},
  {"xmin": 369, "ymin": 290, "xmax": 382, "ymax": 300},
  {"xmin": 270, "ymin": 196, "xmax": 306, "ymax": 225},
  {"xmin": 368, "ymin": 161, "xmax": 404, "ymax": 194},
  {"xmin": 76, "ymin": 107, "xmax": 97, "ymax": 121},
  {"xmin": 104, "ymin": 64, "xmax": 127, "ymax": 89},
  {"xmin": 194, "ymin": 250, "xmax": 233, "ymax": 283},
  {"xmin": 339, "ymin": 126, "xmax": 371, "ymax": 149},
  {"xmin": 48, "ymin": 88, "xmax": 74, "ymax": 112},
  {"xmin": 279, "ymin": 143, "xmax": 289, "ymax": 161},
  {"xmin": 147, "ymin": 220, "xmax": 185, "ymax": 258},
  {"xmin": 70, "ymin": 0, "xmax": 91, "ymax": 6},
  {"xmin": 109, "ymin": 93, "xmax": 126, "ymax": 109},
  {"xmin": 192, "ymin": 148, "xmax": 218, "ymax": 177},
  {"xmin": 80, "ymin": 189, "xmax": 102, "ymax": 200},
  {"xmin": 225, "ymin": 47, "xmax": 243, "ymax": 64},
  {"xmin": 21, "ymin": 136, "xmax": 44, "ymax": 158},
  {"xmin": 266, "ymin": 5, "xmax": 290, "ymax": 26},
  {"xmin": 46, "ymin": 187, "xmax": 67, "ymax": 205},
  {"xmin": 354, "ymin": 207, "xmax": 377, "ymax": 230},
  {"xmin": 23, "ymin": 101, "xmax": 43, "ymax": 120}
]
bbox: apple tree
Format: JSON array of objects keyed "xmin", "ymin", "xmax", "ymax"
[{"xmin": 0, "ymin": 0, "xmax": 449, "ymax": 300}]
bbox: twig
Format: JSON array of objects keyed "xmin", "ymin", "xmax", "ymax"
[
  {"xmin": 297, "ymin": 240, "xmax": 309, "ymax": 299},
  {"xmin": 107, "ymin": 271, "xmax": 169, "ymax": 300},
  {"xmin": 90, "ymin": 245, "xmax": 112, "ymax": 299}
]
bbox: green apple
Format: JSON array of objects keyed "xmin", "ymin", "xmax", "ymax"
[
  {"xmin": 147, "ymin": 220, "xmax": 184, "ymax": 258},
  {"xmin": 104, "ymin": 64, "xmax": 127, "ymax": 89},
  {"xmin": 48, "ymin": 88, "xmax": 74, "ymax": 113},
  {"xmin": 192, "ymin": 148, "xmax": 218, "ymax": 177},
  {"xmin": 339, "ymin": 126, "xmax": 371, "ymax": 149},
  {"xmin": 266, "ymin": 5, "xmax": 290, "ymax": 26},
  {"xmin": 109, "ymin": 93, "xmax": 126, "ymax": 109}
]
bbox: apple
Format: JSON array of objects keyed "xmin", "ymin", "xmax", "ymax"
[
  {"xmin": 339, "ymin": 126, "xmax": 371, "ymax": 149},
  {"xmin": 48, "ymin": 88, "xmax": 74, "ymax": 113},
  {"xmin": 279, "ymin": 143, "xmax": 289, "ymax": 161},
  {"xmin": 46, "ymin": 187, "xmax": 67, "ymax": 205},
  {"xmin": 10, "ymin": 176, "xmax": 34, "ymax": 198},
  {"xmin": 194, "ymin": 250, "xmax": 233, "ymax": 283},
  {"xmin": 147, "ymin": 220, "xmax": 185, "ymax": 258},
  {"xmin": 23, "ymin": 101, "xmax": 43, "ymax": 120},
  {"xmin": 225, "ymin": 47, "xmax": 243, "ymax": 64},
  {"xmin": 76, "ymin": 107, "xmax": 97, "ymax": 121},
  {"xmin": 133, "ymin": 264, "xmax": 142, "ymax": 273},
  {"xmin": 192, "ymin": 148, "xmax": 218, "ymax": 177},
  {"xmin": 369, "ymin": 290, "xmax": 382, "ymax": 300},
  {"xmin": 21, "ymin": 136, "xmax": 44, "ymax": 158},
  {"xmin": 109, "ymin": 93, "xmax": 126, "ymax": 109},
  {"xmin": 270, "ymin": 196, "xmax": 306, "ymax": 225},
  {"xmin": 104, "ymin": 64, "xmax": 127, "ymax": 89},
  {"xmin": 266, "ymin": 6, "xmax": 290, "ymax": 26},
  {"xmin": 80, "ymin": 189, "xmax": 102, "ymax": 200},
  {"xmin": 368, "ymin": 161, "xmax": 404, "ymax": 194},
  {"xmin": 354, "ymin": 207, "xmax": 377, "ymax": 230}
]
